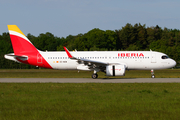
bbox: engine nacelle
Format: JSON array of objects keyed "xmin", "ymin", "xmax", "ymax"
[{"xmin": 106, "ymin": 65, "xmax": 126, "ymax": 76}]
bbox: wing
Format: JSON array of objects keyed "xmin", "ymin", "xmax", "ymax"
[{"xmin": 63, "ymin": 47, "xmax": 108, "ymax": 71}]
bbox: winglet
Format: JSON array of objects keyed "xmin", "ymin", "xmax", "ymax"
[{"xmin": 63, "ymin": 47, "xmax": 73, "ymax": 58}]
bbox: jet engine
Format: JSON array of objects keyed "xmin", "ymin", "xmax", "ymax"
[{"xmin": 106, "ymin": 65, "xmax": 126, "ymax": 76}]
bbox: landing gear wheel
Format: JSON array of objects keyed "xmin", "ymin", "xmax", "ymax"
[
  {"xmin": 92, "ymin": 74, "xmax": 98, "ymax": 79},
  {"xmin": 151, "ymin": 69, "xmax": 155, "ymax": 79},
  {"xmin": 151, "ymin": 75, "xmax": 155, "ymax": 78}
]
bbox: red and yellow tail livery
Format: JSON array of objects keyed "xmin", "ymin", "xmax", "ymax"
[{"xmin": 5, "ymin": 25, "xmax": 52, "ymax": 69}]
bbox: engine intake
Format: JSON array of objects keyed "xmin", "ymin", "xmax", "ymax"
[{"xmin": 106, "ymin": 65, "xmax": 125, "ymax": 76}]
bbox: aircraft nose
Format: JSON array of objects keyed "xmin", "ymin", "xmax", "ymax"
[{"xmin": 171, "ymin": 59, "xmax": 176, "ymax": 67}]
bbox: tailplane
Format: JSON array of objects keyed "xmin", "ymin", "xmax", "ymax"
[{"xmin": 7, "ymin": 25, "xmax": 38, "ymax": 55}]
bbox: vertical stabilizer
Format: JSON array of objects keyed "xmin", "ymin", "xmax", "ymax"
[{"xmin": 7, "ymin": 25, "xmax": 37, "ymax": 55}]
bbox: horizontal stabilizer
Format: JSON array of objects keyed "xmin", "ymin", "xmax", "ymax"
[{"xmin": 4, "ymin": 53, "xmax": 28, "ymax": 62}]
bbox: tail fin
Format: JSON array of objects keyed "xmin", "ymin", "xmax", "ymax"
[{"xmin": 7, "ymin": 25, "xmax": 37, "ymax": 55}]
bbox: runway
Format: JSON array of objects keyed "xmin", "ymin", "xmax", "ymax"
[{"xmin": 0, "ymin": 78, "xmax": 180, "ymax": 83}]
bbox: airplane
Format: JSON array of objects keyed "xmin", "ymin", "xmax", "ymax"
[{"xmin": 4, "ymin": 25, "xmax": 176, "ymax": 79}]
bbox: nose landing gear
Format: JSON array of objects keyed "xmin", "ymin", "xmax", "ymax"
[{"xmin": 151, "ymin": 69, "xmax": 155, "ymax": 78}]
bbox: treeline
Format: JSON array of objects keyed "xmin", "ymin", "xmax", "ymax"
[{"xmin": 0, "ymin": 23, "xmax": 180, "ymax": 69}]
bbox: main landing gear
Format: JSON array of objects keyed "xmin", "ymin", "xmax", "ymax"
[
  {"xmin": 151, "ymin": 69, "xmax": 155, "ymax": 78},
  {"xmin": 92, "ymin": 73, "xmax": 98, "ymax": 79},
  {"xmin": 92, "ymin": 68, "xmax": 99, "ymax": 79}
]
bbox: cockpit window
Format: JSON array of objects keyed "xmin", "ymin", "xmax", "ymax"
[{"xmin": 161, "ymin": 55, "xmax": 169, "ymax": 59}]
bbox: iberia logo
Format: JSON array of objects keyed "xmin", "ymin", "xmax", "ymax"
[{"xmin": 118, "ymin": 53, "xmax": 144, "ymax": 57}]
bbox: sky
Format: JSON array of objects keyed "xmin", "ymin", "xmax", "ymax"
[{"xmin": 1, "ymin": 0, "xmax": 180, "ymax": 38}]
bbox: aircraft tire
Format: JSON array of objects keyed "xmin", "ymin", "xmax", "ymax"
[
  {"xmin": 151, "ymin": 75, "xmax": 155, "ymax": 78},
  {"xmin": 92, "ymin": 74, "xmax": 98, "ymax": 79}
]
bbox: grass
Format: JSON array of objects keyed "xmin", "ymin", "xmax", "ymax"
[
  {"xmin": 1, "ymin": 83, "xmax": 180, "ymax": 120},
  {"xmin": 0, "ymin": 69, "xmax": 179, "ymax": 78},
  {"xmin": 0, "ymin": 69, "xmax": 180, "ymax": 119}
]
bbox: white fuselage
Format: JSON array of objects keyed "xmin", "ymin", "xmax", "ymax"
[{"xmin": 39, "ymin": 51, "xmax": 176, "ymax": 70}]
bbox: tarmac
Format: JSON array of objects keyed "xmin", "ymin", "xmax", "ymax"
[{"xmin": 0, "ymin": 78, "xmax": 180, "ymax": 83}]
